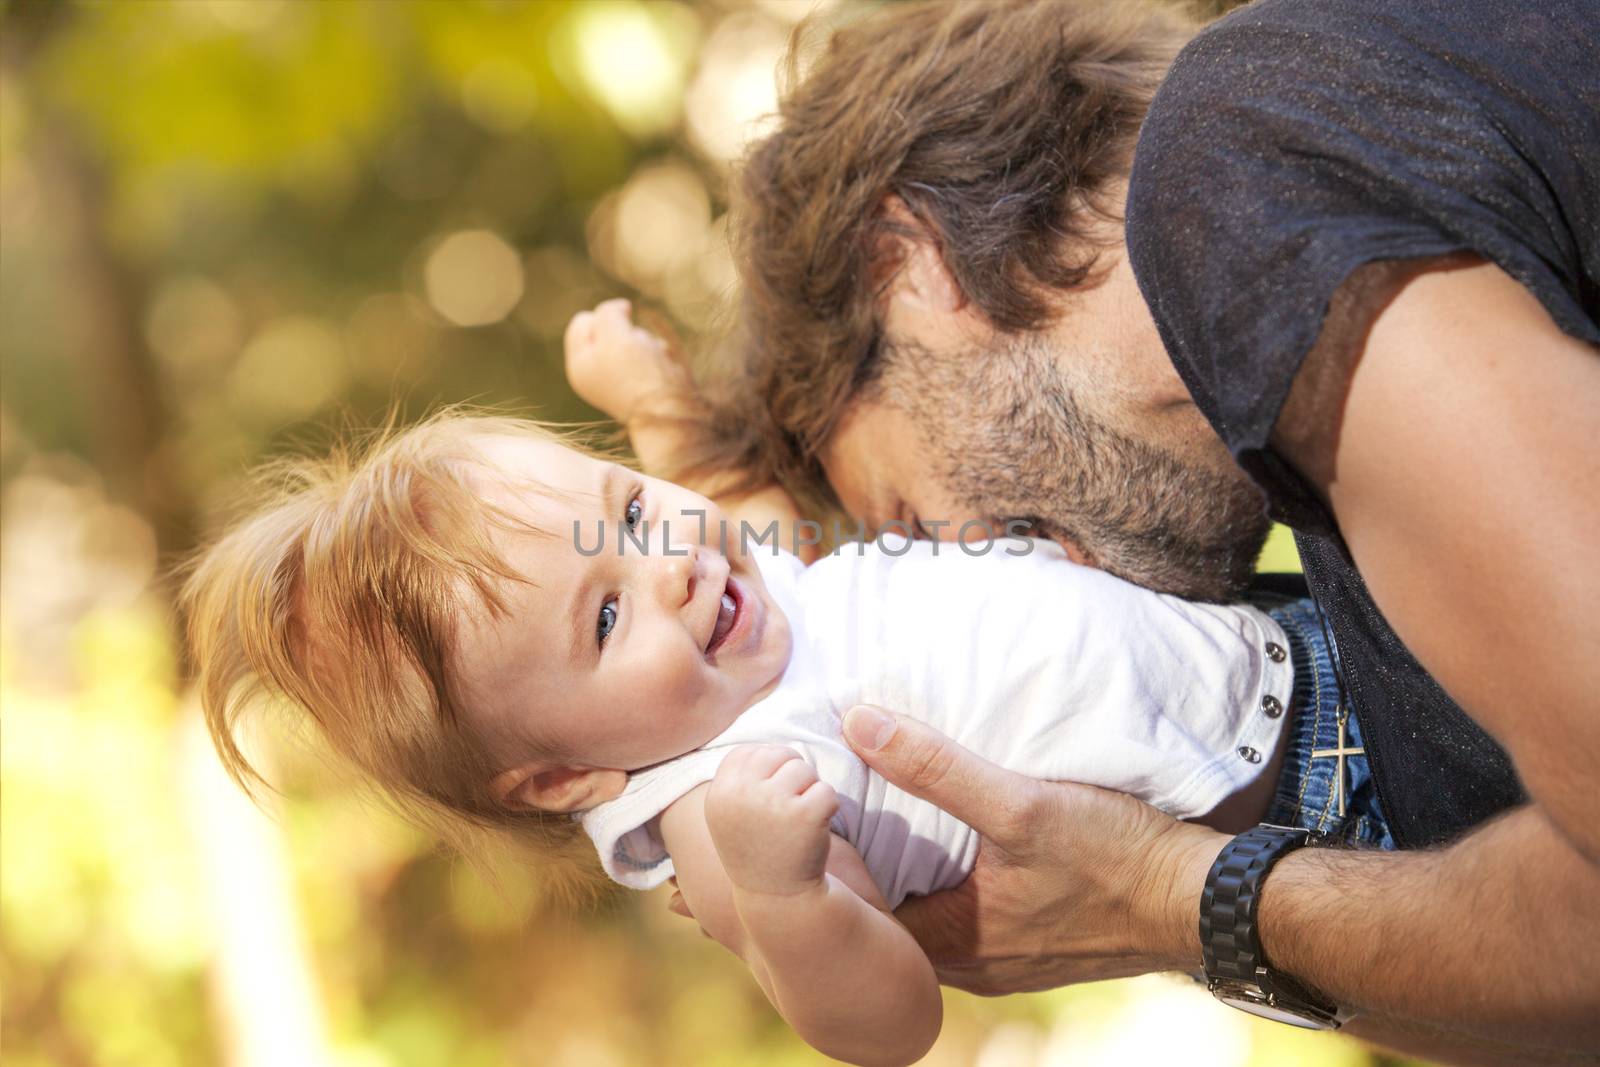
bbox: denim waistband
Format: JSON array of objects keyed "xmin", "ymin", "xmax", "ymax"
[{"xmin": 1265, "ymin": 598, "xmax": 1394, "ymax": 850}]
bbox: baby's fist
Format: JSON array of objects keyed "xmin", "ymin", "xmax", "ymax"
[
  {"xmin": 705, "ymin": 745, "xmax": 839, "ymax": 898},
  {"xmin": 563, "ymin": 298, "xmax": 685, "ymax": 424}
]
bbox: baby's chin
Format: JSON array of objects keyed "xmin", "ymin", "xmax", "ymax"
[{"xmin": 745, "ymin": 573, "xmax": 794, "ymax": 688}]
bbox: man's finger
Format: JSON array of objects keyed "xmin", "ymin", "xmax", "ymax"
[{"xmin": 842, "ymin": 705, "xmax": 1037, "ymax": 841}]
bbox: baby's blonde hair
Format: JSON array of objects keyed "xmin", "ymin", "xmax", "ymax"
[{"xmin": 181, "ymin": 411, "xmax": 616, "ymax": 903}]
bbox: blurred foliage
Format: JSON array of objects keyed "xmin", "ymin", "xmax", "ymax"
[{"xmin": 0, "ymin": 1, "xmax": 1384, "ymax": 1065}]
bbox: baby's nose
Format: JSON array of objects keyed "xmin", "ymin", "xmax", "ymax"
[{"xmin": 660, "ymin": 538, "xmax": 701, "ymax": 609}]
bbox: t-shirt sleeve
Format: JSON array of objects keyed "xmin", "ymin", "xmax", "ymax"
[
  {"xmin": 579, "ymin": 749, "xmax": 729, "ymax": 890},
  {"xmin": 1126, "ymin": 0, "xmax": 1600, "ymax": 480}
]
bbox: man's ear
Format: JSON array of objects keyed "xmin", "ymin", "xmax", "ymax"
[
  {"xmin": 489, "ymin": 763, "xmax": 628, "ymax": 814},
  {"xmin": 876, "ymin": 195, "xmax": 966, "ymax": 315}
]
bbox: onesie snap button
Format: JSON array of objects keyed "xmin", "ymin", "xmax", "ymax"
[
  {"xmin": 1262, "ymin": 695, "xmax": 1284, "ymax": 718},
  {"xmin": 1265, "ymin": 641, "xmax": 1287, "ymax": 663},
  {"xmin": 1238, "ymin": 746, "xmax": 1262, "ymax": 763}
]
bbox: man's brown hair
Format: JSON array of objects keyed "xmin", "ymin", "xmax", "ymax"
[{"xmin": 684, "ymin": 0, "xmax": 1194, "ymax": 510}]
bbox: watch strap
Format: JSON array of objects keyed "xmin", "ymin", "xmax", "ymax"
[
  {"xmin": 1200, "ymin": 824, "xmax": 1345, "ymax": 1026},
  {"xmin": 1200, "ymin": 824, "xmax": 1308, "ymax": 981}
]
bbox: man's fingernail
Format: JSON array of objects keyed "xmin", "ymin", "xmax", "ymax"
[{"xmin": 844, "ymin": 706, "xmax": 896, "ymax": 751}]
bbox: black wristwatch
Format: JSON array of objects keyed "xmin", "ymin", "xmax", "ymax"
[{"xmin": 1199, "ymin": 824, "xmax": 1349, "ymax": 1029}]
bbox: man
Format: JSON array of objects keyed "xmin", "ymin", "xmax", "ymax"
[{"xmin": 711, "ymin": 0, "xmax": 1600, "ymax": 1061}]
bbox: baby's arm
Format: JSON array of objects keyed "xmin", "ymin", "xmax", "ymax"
[
  {"xmin": 657, "ymin": 747, "xmax": 942, "ymax": 1067},
  {"xmin": 564, "ymin": 301, "xmax": 817, "ymax": 562},
  {"xmin": 564, "ymin": 299, "xmax": 698, "ymax": 478}
]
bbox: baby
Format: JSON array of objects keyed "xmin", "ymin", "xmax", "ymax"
[{"xmin": 185, "ymin": 302, "xmax": 1387, "ymax": 1067}]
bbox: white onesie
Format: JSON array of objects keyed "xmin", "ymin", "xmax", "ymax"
[{"xmin": 582, "ymin": 535, "xmax": 1292, "ymax": 908}]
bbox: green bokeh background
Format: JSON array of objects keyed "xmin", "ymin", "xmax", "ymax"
[{"xmin": 1, "ymin": 1, "xmax": 1400, "ymax": 1064}]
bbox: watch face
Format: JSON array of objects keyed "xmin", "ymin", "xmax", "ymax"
[{"xmin": 1215, "ymin": 993, "xmax": 1333, "ymax": 1030}]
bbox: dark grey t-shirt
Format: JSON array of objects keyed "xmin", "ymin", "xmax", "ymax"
[{"xmin": 1126, "ymin": 0, "xmax": 1599, "ymax": 847}]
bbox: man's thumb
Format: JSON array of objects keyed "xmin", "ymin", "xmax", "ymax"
[{"xmin": 842, "ymin": 705, "xmax": 1026, "ymax": 836}]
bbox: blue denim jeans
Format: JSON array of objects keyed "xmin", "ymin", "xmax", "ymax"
[{"xmin": 1264, "ymin": 598, "xmax": 1395, "ymax": 850}]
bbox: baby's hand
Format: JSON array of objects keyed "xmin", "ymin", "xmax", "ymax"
[
  {"xmin": 705, "ymin": 745, "xmax": 839, "ymax": 898},
  {"xmin": 563, "ymin": 298, "xmax": 688, "ymax": 425}
]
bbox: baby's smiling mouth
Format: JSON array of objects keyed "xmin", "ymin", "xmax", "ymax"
[{"xmin": 705, "ymin": 577, "xmax": 740, "ymax": 655}]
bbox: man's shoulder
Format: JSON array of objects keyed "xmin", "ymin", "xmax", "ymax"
[{"xmin": 1127, "ymin": 0, "xmax": 1600, "ymax": 460}]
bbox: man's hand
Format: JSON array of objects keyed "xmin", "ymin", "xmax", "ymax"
[
  {"xmin": 840, "ymin": 705, "xmax": 1225, "ymax": 994},
  {"xmin": 705, "ymin": 745, "xmax": 840, "ymax": 898},
  {"xmin": 563, "ymin": 298, "xmax": 690, "ymax": 426}
]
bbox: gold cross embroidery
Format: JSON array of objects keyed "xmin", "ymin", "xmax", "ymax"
[{"xmin": 1310, "ymin": 711, "xmax": 1365, "ymax": 817}]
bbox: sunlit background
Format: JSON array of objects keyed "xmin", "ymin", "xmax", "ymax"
[{"xmin": 4, "ymin": 1, "xmax": 1384, "ymax": 1064}]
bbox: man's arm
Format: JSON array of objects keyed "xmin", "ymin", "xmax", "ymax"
[
  {"xmin": 1273, "ymin": 255, "xmax": 1600, "ymax": 862},
  {"xmin": 838, "ymin": 706, "xmax": 1600, "ymax": 1063},
  {"xmin": 1261, "ymin": 805, "xmax": 1600, "ymax": 1060}
]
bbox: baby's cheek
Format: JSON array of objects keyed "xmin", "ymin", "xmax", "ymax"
[
  {"xmin": 622, "ymin": 643, "xmax": 709, "ymax": 716},
  {"xmin": 663, "ymin": 662, "xmax": 745, "ymax": 745}
]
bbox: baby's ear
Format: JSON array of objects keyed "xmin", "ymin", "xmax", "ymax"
[{"xmin": 489, "ymin": 763, "xmax": 627, "ymax": 813}]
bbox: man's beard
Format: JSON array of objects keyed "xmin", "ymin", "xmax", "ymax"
[{"xmin": 884, "ymin": 336, "xmax": 1271, "ymax": 602}]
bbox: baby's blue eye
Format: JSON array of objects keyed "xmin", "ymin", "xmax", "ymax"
[
  {"xmin": 597, "ymin": 597, "xmax": 619, "ymax": 647},
  {"xmin": 624, "ymin": 494, "xmax": 643, "ymax": 532}
]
